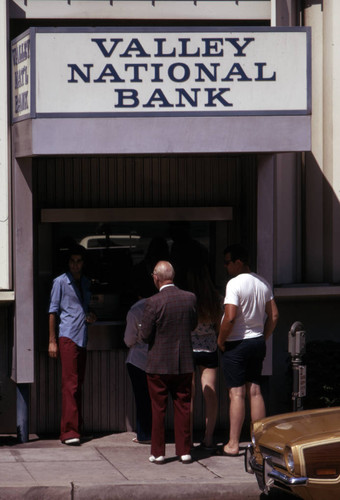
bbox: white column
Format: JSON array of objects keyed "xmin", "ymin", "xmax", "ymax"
[
  {"xmin": 271, "ymin": 0, "xmax": 276, "ymax": 26},
  {"xmin": 303, "ymin": 3, "xmax": 324, "ymax": 282},
  {"xmin": 322, "ymin": 0, "xmax": 340, "ymax": 281},
  {"xmin": 0, "ymin": 0, "xmax": 10, "ymax": 289}
]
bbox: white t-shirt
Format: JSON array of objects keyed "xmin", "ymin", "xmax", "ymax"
[{"xmin": 223, "ymin": 272, "xmax": 273, "ymax": 341}]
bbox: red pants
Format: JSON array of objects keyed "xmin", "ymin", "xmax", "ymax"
[
  {"xmin": 147, "ymin": 373, "xmax": 192, "ymax": 457},
  {"xmin": 59, "ymin": 337, "xmax": 87, "ymax": 441}
]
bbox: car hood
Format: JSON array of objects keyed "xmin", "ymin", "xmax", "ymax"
[{"xmin": 254, "ymin": 407, "xmax": 340, "ymax": 452}]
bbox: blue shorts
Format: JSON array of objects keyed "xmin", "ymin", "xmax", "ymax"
[
  {"xmin": 193, "ymin": 350, "xmax": 218, "ymax": 369},
  {"xmin": 221, "ymin": 336, "xmax": 266, "ymax": 388}
]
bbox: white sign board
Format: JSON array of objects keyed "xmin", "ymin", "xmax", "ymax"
[
  {"xmin": 11, "ymin": 32, "xmax": 31, "ymax": 121},
  {"xmin": 11, "ymin": 27, "xmax": 311, "ymax": 120}
]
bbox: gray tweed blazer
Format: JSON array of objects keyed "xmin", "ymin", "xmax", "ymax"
[{"xmin": 140, "ymin": 285, "xmax": 197, "ymax": 375}]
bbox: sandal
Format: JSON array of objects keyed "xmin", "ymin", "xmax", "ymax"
[{"xmin": 132, "ymin": 437, "xmax": 151, "ymax": 444}]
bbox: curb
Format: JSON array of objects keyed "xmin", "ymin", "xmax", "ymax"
[
  {"xmin": 73, "ymin": 482, "xmax": 260, "ymax": 500},
  {"xmin": 0, "ymin": 487, "xmax": 70, "ymax": 499}
]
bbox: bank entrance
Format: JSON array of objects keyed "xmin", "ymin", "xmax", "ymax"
[{"xmin": 31, "ymin": 153, "xmax": 257, "ymax": 435}]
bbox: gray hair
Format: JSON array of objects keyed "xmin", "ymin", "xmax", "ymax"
[{"xmin": 153, "ymin": 261, "xmax": 175, "ymax": 281}]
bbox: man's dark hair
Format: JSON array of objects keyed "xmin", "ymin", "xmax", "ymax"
[
  {"xmin": 67, "ymin": 244, "xmax": 86, "ymax": 261},
  {"xmin": 224, "ymin": 244, "xmax": 249, "ymax": 264}
]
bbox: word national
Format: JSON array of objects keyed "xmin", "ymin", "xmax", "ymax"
[{"xmin": 66, "ymin": 35, "xmax": 277, "ymax": 110}]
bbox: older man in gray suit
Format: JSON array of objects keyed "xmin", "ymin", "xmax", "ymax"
[{"xmin": 140, "ymin": 260, "xmax": 197, "ymax": 464}]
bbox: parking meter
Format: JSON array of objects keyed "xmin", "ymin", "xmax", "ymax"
[{"xmin": 288, "ymin": 321, "xmax": 306, "ymax": 411}]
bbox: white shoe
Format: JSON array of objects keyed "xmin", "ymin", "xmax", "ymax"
[
  {"xmin": 180, "ymin": 454, "xmax": 192, "ymax": 464},
  {"xmin": 62, "ymin": 437, "xmax": 80, "ymax": 446},
  {"xmin": 149, "ymin": 455, "xmax": 165, "ymax": 464}
]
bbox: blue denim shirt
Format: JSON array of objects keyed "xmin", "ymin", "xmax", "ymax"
[{"xmin": 48, "ymin": 272, "xmax": 92, "ymax": 348}]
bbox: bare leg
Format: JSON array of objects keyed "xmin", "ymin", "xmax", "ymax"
[
  {"xmin": 199, "ymin": 366, "xmax": 218, "ymax": 447},
  {"xmin": 190, "ymin": 372, "xmax": 196, "ymax": 446},
  {"xmin": 247, "ymin": 382, "xmax": 266, "ymax": 422},
  {"xmin": 223, "ymin": 385, "xmax": 246, "ymax": 455}
]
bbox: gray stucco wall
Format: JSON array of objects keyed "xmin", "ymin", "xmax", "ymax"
[{"xmin": 13, "ymin": 116, "xmax": 310, "ymax": 157}]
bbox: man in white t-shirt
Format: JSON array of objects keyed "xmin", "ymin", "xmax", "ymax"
[{"xmin": 217, "ymin": 244, "xmax": 279, "ymax": 456}]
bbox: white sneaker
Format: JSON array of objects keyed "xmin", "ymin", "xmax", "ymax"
[
  {"xmin": 62, "ymin": 437, "xmax": 80, "ymax": 446},
  {"xmin": 149, "ymin": 455, "xmax": 165, "ymax": 464},
  {"xmin": 180, "ymin": 454, "xmax": 192, "ymax": 464}
]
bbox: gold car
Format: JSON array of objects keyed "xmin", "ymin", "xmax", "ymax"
[{"xmin": 245, "ymin": 406, "xmax": 340, "ymax": 500}]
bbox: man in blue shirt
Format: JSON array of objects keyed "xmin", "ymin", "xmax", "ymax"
[{"xmin": 48, "ymin": 245, "xmax": 96, "ymax": 445}]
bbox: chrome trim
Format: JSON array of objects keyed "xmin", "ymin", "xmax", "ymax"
[
  {"xmin": 245, "ymin": 445, "xmax": 309, "ymax": 492},
  {"xmin": 268, "ymin": 466, "xmax": 309, "ymax": 486},
  {"xmin": 260, "ymin": 446, "xmax": 286, "ymax": 469},
  {"xmin": 244, "ymin": 445, "xmax": 261, "ymax": 474}
]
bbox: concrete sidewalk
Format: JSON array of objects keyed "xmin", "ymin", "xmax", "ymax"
[{"xmin": 0, "ymin": 432, "xmax": 263, "ymax": 500}]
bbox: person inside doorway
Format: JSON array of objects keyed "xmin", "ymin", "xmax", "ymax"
[
  {"xmin": 187, "ymin": 264, "xmax": 222, "ymax": 452},
  {"xmin": 124, "ymin": 281, "xmax": 153, "ymax": 445},
  {"xmin": 48, "ymin": 244, "xmax": 96, "ymax": 445},
  {"xmin": 140, "ymin": 261, "xmax": 197, "ymax": 464},
  {"xmin": 217, "ymin": 244, "xmax": 279, "ymax": 456}
]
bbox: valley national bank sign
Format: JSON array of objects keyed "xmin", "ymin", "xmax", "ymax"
[{"xmin": 11, "ymin": 26, "xmax": 311, "ymax": 122}]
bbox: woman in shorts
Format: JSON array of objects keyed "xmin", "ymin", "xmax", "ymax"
[{"xmin": 187, "ymin": 265, "xmax": 223, "ymax": 451}]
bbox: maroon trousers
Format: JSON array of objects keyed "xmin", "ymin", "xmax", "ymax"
[
  {"xmin": 147, "ymin": 373, "xmax": 192, "ymax": 457},
  {"xmin": 59, "ymin": 337, "xmax": 87, "ymax": 441}
]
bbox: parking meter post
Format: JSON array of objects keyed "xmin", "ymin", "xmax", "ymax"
[
  {"xmin": 292, "ymin": 359, "xmax": 303, "ymax": 412},
  {"xmin": 288, "ymin": 322, "xmax": 306, "ymax": 412}
]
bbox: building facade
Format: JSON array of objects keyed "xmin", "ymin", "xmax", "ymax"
[{"xmin": 0, "ymin": 0, "xmax": 338, "ymax": 438}]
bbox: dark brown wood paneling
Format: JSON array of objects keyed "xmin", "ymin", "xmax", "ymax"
[{"xmin": 35, "ymin": 154, "xmax": 255, "ymax": 213}]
